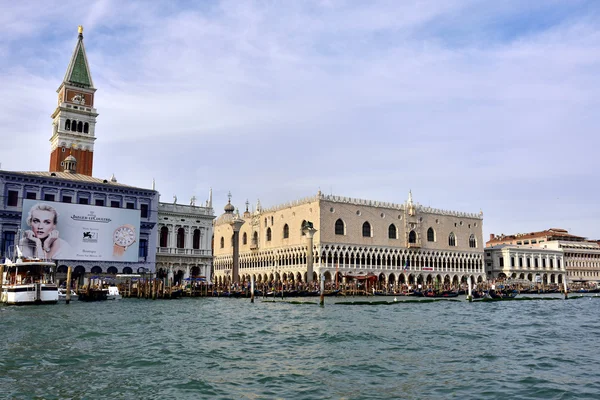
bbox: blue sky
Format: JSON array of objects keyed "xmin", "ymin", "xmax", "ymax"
[{"xmin": 1, "ymin": 0, "xmax": 599, "ymax": 240}]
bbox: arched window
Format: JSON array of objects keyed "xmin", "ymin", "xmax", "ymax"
[
  {"xmin": 77, "ymin": 121, "xmax": 83, "ymax": 132},
  {"xmin": 84, "ymin": 122, "xmax": 89, "ymax": 133},
  {"xmin": 266, "ymin": 227, "xmax": 272, "ymax": 241},
  {"xmin": 408, "ymin": 230, "xmax": 416, "ymax": 243},
  {"xmin": 159, "ymin": 226, "xmax": 169, "ymax": 247},
  {"xmin": 469, "ymin": 234, "xmax": 477, "ymax": 248},
  {"xmin": 220, "ymin": 237, "xmax": 224, "ymax": 248},
  {"xmin": 91, "ymin": 266, "xmax": 102, "ymax": 274},
  {"xmin": 427, "ymin": 227, "xmax": 435, "ymax": 242},
  {"xmin": 449, "ymin": 232, "xmax": 456, "ymax": 247},
  {"xmin": 107, "ymin": 266, "xmax": 118, "ymax": 274},
  {"xmin": 301, "ymin": 220, "xmax": 307, "ymax": 236},
  {"xmin": 71, "ymin": 120, "xmax": 77, "ymax": 131},
  {"xmin": 264, "ymin": 218, "xmax": 267, "ymax": 227},
  {"xmin": 388, "ymin": 224, "xmax": 397, "ymax": 239},
  {"xmin": 65, "ymin": 119, "xmax": 71, "ymax": 130},
  {"xmin": 335, "ymin": 219, "xmax": 345, "ymax": 235},
  {"xmin": 253, "ymin": 231, "xmax": 258, "ymax": 245},
  {"xmin": 362, "ymin": 221, "xmax": 371, "ymax": 237},
  {"xmin": 283, "ymin": 224, "xmax": 289, "ymax": 239},
  {"xmin": 193, "ymin": 229, "xmax": 201, "ymax": 249},
  {"xmin": 242, "ymin": 232, "xmax": 247, "ymax": 245},
  {"xmin": 123, "ymin": 267, "xmax": 133, "ymax": 274},
  {"xmin": 177, "ymin": 227, "xmax": 185, "ymax": 248}
]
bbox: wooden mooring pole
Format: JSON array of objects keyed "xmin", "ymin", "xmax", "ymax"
[
  {"xmin": 66, "ymin": 266, "xmax": 72, "ymax": 304},
  {"xmin": 319, "ymin": 272, "xmax": 325, "ymax": 307},
  {"xmin": 251, "ymin": 276, "xmax": 255, "ymax": 303}
]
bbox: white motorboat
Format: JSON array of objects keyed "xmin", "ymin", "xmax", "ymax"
[
  {"xmin": 1, "ymin": 257, "xmax": 58, "ymax": 305},
  {"xmin": 58, "ymin": 288, "xmax": 78, "ymax": 301},
  {"xmin": 106, "ymin": 285, "xmax": 122, "ymax": 300}
]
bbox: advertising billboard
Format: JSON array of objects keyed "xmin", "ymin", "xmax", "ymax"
[{"xmin": 20, "ymin": 199, "xmax": 141, "ymax": 262}]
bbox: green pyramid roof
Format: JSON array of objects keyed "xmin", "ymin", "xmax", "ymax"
[{"xmin": 63, "ymin": 32, "xmax": 94, "ymax": 88}]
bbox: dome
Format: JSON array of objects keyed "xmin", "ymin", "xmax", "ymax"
[
  {"xmin": 224, "ymin": 200, "xmax": 234, "ymax": 213},
  {"xmin": 65, "ymin": 154, "xmax": 76, "ymax": 162}
]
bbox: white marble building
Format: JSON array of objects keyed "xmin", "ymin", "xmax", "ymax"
[
  {"xmin": 156, "ymin": 192, "xmax": 215, "ymax": 284},
  {"xmin": 484, "ymin": 244, "xmax": 566, "ymax": 284}
]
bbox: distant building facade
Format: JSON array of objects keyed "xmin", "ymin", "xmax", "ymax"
[
  {"xmin": 0, "ymin": 169, "xmax": 158, "ymax": 276},
  {"xmin": 484, "ymin": 244, "xmax": 566, "ymax": 284},
  {"xmin": 487, "ymin": 228, "xmax": 600, "ymax": 284},
  {"xmin": 213, "ymin": 191, "xmax": 486, "ymax": 288},
  {"xmin": 156, "ymin": 193, "xmax": 215, "ymax": 284}
]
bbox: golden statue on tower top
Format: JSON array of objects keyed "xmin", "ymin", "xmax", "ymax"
[{"xmin": 78, "ymin": 25, "xmax": 83, "ymax": 35}]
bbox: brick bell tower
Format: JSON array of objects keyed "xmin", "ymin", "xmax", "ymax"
[{"xmin": 49, "ymin": 25, "xmax": 98, "ymax": 176}]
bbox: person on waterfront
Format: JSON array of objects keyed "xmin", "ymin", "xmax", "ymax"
[{"xmin": 20, "ymin": 202, "xmax": 70, "ymax": 259}]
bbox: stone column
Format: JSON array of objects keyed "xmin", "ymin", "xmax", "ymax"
[
  {"xmin": 230, "ymin": 214, "xmax": 245, "ymax": 284},
  {"xmin": 303, "ymin": 224, "xmax": 317, "ymax": 284}
]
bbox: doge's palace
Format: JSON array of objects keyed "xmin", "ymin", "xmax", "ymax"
[{"xmin": 213, "ymin": 191, "xmax": 485, "ymax": 288}]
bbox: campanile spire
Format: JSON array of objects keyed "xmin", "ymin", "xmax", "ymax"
[{"xmin": 49, "ymin": 26, "xmax": 98, "ymax": 176}]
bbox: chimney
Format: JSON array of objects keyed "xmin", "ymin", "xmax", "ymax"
[{"xmin": 489, "ymin": 234, "xmax": 495, "ymax": 241}]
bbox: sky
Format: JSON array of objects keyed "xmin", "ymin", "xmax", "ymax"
[{"xmin": 1, "ymin": 0, "xmax": 599, "ymax": 240}]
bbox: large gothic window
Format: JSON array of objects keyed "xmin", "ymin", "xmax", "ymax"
[
  {"xmin": 193, "ymin": 229, "xmax": 201, "ymax": 249},
  {"xmin": 253, "ymin": 231, "xmax": 258, "ymax": 245},
  {"xmin": 449, "ymin": 232, "xmax": 456, "ymax": 247},
  {"xmin": 362, "ymin": 221, "xmax": 372, "ymax": 237},
  {"xmin": 177, "ymin": 227, "xmax": 185, "ymax": 248},
  {"xmin": 283, "ymin": 224, "xmax": 289, "ymax": 239},
  {"xmin": 159, "ymin": 226, "xmax": 169, "ymax": 247},
  {"xmin": 469, "ymin": 234, "xmax": 477, "ymax": 248},
  {"xmin": 220, "ymin": 237, "xmax": 224, "ymax": 249},
  {"xmin": 335, "ymin": 219, "xmax": 345, "ymax": 235},
  {"xmin": 388, "ymin": 224, "xmax": 397, "ymax": 239},
  {"xmin": 243, "ymin": 232, "xmax": 247, "ymax": 245},
  {"xmin": 427, "ymin": 227, "xmax": 435, "ymax": 242},
  {"xmin": 301, "ymin": 220, "xmax": 307, "ymax": 236},
  {"xmin": 266, "ymin": 228, "xmax": 272, "ymax": 241},
  {"xmin": 408, "ymin": 230, "xmax": 417, "ymax": 243}
]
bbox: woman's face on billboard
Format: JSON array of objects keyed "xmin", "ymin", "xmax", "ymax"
[{"xmin": 30, "ymin": 209, "xmax": 56, "ymax": 239}]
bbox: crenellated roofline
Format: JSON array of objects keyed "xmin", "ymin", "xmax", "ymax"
[{"xmin": 215, "ymin": 191, "xmax": 483, "ymax": 224}]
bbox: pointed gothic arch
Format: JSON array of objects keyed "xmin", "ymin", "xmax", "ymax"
[
  {"xmin": 283, "ymin": 224, "xmax": 289, "ymax": 239},
  {"xmin": 335, "ymin": 219, "xmax": 345, "ymax": 235},
  {"xmin": 388, "ymin": 224, "xmax": 397, "ymax": 239},
  {"xmin": 362, "ymin": 221, "xmax": 372, "ymax": 237},
  {"xmin": 427, "ymin": 227, "xmax": 435, "ymax": 242},
  {"xmin": 469, "ymin": 234, "xmax": 477, "ymax": 248},
  {"xmin": 448, "ymin": 232, "xmax": 456, "ymax": 247},
  {"xmin": 408, "ymin": 230, "xmax": 417, "ymax": 243}
]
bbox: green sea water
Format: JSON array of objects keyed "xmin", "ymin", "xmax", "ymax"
[{"xmin": 1, "ymin": 295, "xmax": 599, "ymax": 399}]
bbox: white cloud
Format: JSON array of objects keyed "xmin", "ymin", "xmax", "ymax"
[{"xmin": 1, "ymin": 0, "xmax": 600, "ymax": 239}]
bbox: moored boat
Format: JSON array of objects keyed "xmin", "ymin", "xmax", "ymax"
[
  {"xmin": 1, "ymin": 257, "xmax": 58, "ymax": 305},
  {"xmin": 58, "ymin": 287, "xmax": 78, "ymax": 301}
]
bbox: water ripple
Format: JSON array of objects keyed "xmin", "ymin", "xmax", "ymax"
[{"xmin": 1, "ymin": 297, "xmax": 599, "ymax": 399}]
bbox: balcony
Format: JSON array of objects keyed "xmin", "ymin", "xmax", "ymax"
[{"xmin": 157, "ymin": 247, "xmax": 211, "ymax": 256}]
